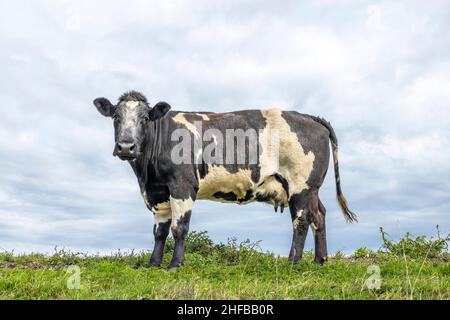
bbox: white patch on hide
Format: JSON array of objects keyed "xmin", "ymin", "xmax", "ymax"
[
  {"xmin": 293, "ymin": 209, "xmax": 304, "ymax": 229},
  {"xmin": 259, "ymin": 109, "xmax": 315, "ymax": 196},
  {"xmin": 169, "ymin": 196, "xmax": 194, "ymax": 231},
  {"xmin": 197, "ymin": 165, "xmax": 254, "ymax": 203},
  {"xmin": 172, "ymin": 113, "xmax": 200, "ymax": 138},
  {"xmin": 125, "ymin": 100, "xmax": 139, "ymax": 109}
]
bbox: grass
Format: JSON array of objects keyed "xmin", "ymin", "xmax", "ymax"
[{"xmin": 0, "ymin": 228, "xmax": 448, "ymax": 300}]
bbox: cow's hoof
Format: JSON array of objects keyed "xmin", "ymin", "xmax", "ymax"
[
  {"xmin": 145, "ymin": 262, "xmax": 161, "ymax": 269},
  {"xmin": 167, "ymin": 266, "xmax": 179, "ymax": 272},
  {"xmin": 314, "ymin": 257, "xmax": 327, "ymax": 265},
  {"xmin": 167, "ymin": 262, "xmax": 182, "ymax": 271}
]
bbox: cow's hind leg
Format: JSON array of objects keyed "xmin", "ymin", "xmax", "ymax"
[
  {"xmin": 288, "ymin": 191, "xmax": 311, "ymax": 263},
  {"xmin": 311, "ymin": 195, "xmax": 328, "ymax": 265}
]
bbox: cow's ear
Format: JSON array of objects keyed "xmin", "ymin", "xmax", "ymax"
[
  {"xmin": 149, "ymin": 101, "xmax": 171, "ymax": 120},
  {"xmin": 93, "ymin": 97, "xmax": 116, "ymax": 117}
]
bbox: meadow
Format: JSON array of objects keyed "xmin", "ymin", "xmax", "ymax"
[{"xmin": 0, "ymin": 228, "xmax": 448, "ymax": 300}]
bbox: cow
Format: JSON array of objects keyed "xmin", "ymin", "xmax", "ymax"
[{"xmin": 93, "ymin": 90, "xmax": 356, "ymax": 270}]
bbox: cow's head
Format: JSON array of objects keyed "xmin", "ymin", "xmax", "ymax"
[{"xmin": 93, "ymin": 91, "xmax": 170, "ymax": 161}]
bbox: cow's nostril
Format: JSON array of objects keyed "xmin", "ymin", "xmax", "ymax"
[
  {"xmin": 129, "ymin": 144, "xmax": 135, "ymax": 152},
  {"xmin": 117, "ymin": 144, "xmax": 122, "ymax": 152}
]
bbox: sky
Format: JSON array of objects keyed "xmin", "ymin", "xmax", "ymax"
[{"xmin": 0, "ymin": 0, "xmax": 449, "ymax": 256}]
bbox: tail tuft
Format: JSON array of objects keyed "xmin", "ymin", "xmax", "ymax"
[{"xmin": 337, "ymin": 194, "xmax": 358, "ymax": 223}]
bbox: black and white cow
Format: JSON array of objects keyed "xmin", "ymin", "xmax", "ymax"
[{"xmin": 94, "ymin": 91, "xmax": 356, "ymax": 270}]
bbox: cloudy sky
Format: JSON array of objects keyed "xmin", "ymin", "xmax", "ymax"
[{"xmin": 1, "ymin": 0, "xmax": 449, "ymax": 256}]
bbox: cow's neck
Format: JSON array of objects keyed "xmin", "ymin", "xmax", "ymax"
[{"xmin": 130, "ymin": 116, "xmax": 169, "ymax": 189}]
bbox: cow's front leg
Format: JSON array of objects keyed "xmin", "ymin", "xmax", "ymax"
[
  {"xmin": 167, "ymin": 195, "xmax": 194, "ymax": 270},
  {"xmin": 147, "ymin": 205, "xmax": 172, "ymax": 268}
]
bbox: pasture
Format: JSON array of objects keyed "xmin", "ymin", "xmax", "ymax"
[{"xmin": 0, "ymin": 229, "xmax": 448, "ymax": 300}]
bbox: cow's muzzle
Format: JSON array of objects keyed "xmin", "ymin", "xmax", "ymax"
[{"xmin": 114, "ymin": 141, "xmax": 138, "ymax": 160}]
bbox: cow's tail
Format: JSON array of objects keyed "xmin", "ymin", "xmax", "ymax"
[{"xmin": 308, "ymin": 116, "xmax": 358, "ymax": 223}]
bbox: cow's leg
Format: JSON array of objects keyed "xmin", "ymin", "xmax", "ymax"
[
  {"xmin": 288, "ymin": 191, "xmax": 311, "ymax": 263},
  {"xmin": 311, "ymin": 195, "xmax": 328, "ymax": 265},
  {"xmin": 147, "ymin": 221, "xmax": 171, "ymax": 268},
  {"xmin": 147, "ymin": 206, "xmax": 172, "ymax": 268},
  {"xmin": 167, "ymin": 195, "xmax": 195, "ymax": 270}
]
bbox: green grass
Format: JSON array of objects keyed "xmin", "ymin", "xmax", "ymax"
[{"xmin": 0, "ymin": 229, "xmax": 448, "ymax": 300}]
